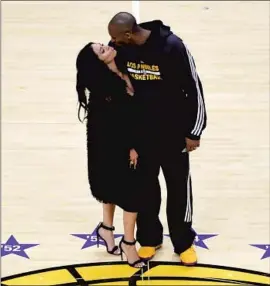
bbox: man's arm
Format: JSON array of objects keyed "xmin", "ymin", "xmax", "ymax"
[{"xmin": 166, "ymin": 35, "xmax": 207, "ymax": 141}]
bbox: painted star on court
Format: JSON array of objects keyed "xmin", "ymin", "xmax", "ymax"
[
  {"xmin": 1, "ymin": 235, "xmax": 39, "ymax": 259},
  {"xmin": 250, "ymin": 244, "xmax": 270, "ymax": 260},
  {"xmin": 71, "ymin": 226, "xmax": 122, "ymax": 249},
  {"xmin": 164, "ymin": 233, "xmax": 218, "ymax": 250},
  {"xmin": 193, "ymin": 234, "xmax": 218, "ymax": 249}
]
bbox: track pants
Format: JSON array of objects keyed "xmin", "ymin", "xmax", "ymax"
[{"xmin": 136, "ymin": 140, "xmax": 196, "ymax": 254}]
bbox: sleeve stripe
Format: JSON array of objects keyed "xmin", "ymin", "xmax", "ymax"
[{"xmin": 183, "ymin": 43, "xmax": 205, "ymax": 136}]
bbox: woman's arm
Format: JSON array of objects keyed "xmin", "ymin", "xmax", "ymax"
[
  {"xmin": 106, "ymin": 60, "xmax": 134, "ymax": 96},
  {"xmin": 125, "ymin": 96, "xmax": 141, "ymax": 154}
]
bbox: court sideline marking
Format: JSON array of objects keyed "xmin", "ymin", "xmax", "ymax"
[{"xmin": 132, "ymin": 0, "xmax": 140, "ymax": 23}]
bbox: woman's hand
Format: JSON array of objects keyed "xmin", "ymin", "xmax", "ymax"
[
  {"xmin": 129, "ymin": 148, "xmax": 138, "ymax": 169},
  {"xmin": 123, "ymin": 74, "xmax": 134, "ymax": 96},
  {"xmin": 126, "ymin": 86, "xmax": 134, "ymax": 96}
]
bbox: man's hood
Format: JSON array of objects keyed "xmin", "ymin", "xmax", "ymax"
[{"xmin": 139, "ymin": 20, "xmax": 173, "ymax": 40}]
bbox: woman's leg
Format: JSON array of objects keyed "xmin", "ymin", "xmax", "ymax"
[
  {"xmin": 103, "ymin": 203, "xmax": 115, "ymax": 227},
  {"xmin": 121, "ymin": 210, "xmax": 144, "ymax": 267},
  {"xmin": 98, "ymin": 203, "xmax": 119, "ymax": 252},
  {"xmin": 123, "ymin": 210, "xmax": 137, "ymax": 241}
]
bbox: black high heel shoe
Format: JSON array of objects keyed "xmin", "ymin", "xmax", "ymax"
[
  {"xmin": 96, "ymin": 222, "xmax": 120, "ymax": 255},
  {"xmin": 119, "ymin": 237, "xmax": 145, "ymax": 268}
]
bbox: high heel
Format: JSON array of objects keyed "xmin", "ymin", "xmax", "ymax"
[
  {"xmin": 119, "ymin": 237, "xmax": 145, "ymax": 268},
  {"xmin": 96, "ymin": 222, "xmax": 120, "ymax": 255}
]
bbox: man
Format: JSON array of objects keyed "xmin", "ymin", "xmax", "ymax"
[{"xmin": 108, "ymin": 12, "xmax": 207, "ymax": 265}]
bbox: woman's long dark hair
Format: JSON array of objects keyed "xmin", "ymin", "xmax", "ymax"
[{"xmin": 76, "ymin": 42, "xmax": 108, "ymax": 122}]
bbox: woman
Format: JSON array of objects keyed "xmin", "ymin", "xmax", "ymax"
[{"xmin": 76, "ymin": 42, "xmax": 144, "ymax": 268}]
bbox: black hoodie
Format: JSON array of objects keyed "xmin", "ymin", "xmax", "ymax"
[{"xmin": 110, "ymin": 20, "xmax": 207, "ymax": 141}]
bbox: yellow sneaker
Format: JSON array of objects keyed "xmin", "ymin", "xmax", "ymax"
[
  {"xmin": 179, "ymin": 246, "xmax": 197, "ymax": 266},
  {"xmin": 138, "ymin": 244, "xmax": 162, "ymax": 260}
]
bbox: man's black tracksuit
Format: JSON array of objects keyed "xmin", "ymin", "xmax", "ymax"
[{"xmin": 110, "ymin": 20, "xmax": 207, "ymax": 254}]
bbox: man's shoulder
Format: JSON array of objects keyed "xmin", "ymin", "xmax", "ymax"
[{"xmin": 164, "ymin": 33, "xmax": 184, "ymax": 50}]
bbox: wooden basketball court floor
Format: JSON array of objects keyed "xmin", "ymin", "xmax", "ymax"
[{"xmin": 1, "ymin": 1, "xmax": 269, "ymax": 285}]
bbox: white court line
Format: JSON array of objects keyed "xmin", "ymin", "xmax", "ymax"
[{"xmin": 132, "ymin": 0, "xmax": 140, "ymax": 23}]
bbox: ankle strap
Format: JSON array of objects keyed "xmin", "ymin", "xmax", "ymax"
[
  {"xmin": 99, "ymin": 222, "xmax": 115, "ymax": 231},
  {"xmin": 122, "ymin": 238, "xmax": 136, "ymax": 245}
]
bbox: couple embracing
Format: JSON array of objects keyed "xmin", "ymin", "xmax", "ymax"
[{"xmin": 76, "ymin": 12, "xmax": 207, "ymax": 268}]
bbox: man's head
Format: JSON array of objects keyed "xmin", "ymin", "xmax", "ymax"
[{"xmin": 108, "ymin": 12, "xmax": 139, "ymax": 46}]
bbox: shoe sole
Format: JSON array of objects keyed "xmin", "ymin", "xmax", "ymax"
[{"xmin": 181, "ymin": 260, "xmax": 198, "ymax": 266}]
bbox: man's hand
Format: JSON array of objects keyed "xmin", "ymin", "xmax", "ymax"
[
  {"xmin": 129, "ymin": 148, "xmax": 138, "ymax": 169},
  {"xmin": 185, "ymin": 138, "xmax": 200, "ymax": 152}
]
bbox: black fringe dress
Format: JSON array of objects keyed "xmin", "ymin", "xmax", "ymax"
[{"xmin": 76, "ymin": 43, "xmax": 143, "ymax": 212}]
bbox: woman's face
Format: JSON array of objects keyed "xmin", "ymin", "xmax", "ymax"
[{"xmin": 92, "ymin": 43, "xmax": 117, "ymax": 64}]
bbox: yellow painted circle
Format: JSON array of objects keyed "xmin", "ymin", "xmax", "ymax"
[{"xmin": 2, "ymin": 262, "xmax": 270, "ymax": 286}]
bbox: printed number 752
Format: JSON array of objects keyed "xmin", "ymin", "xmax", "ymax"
[{"xmin": 1, "ymin": 245, "xmax": 21, "ymax": 252}]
